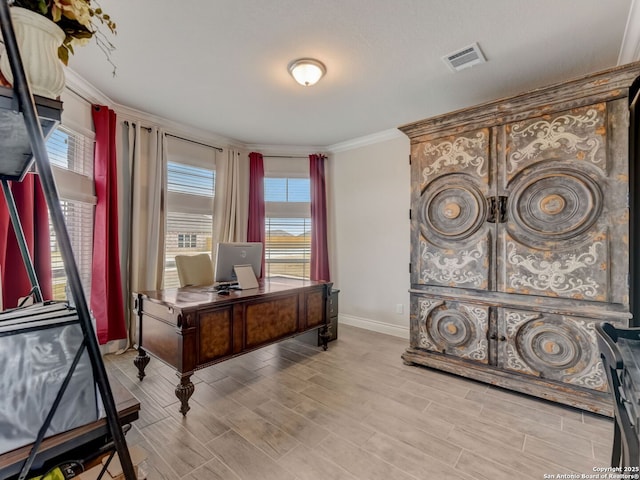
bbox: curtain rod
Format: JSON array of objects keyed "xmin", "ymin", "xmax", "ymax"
[
  {"xmin": 165, "ymin": 133, "xmax": 224, "ymax": 153},
  {"xmin": 263, "ymin": 155, "xmax": 309, "ymax": 159},
  {"xmin": 122, "ymin": 122, "xmax": 224, "ymax": 152},
  {"xmin": 66, "ymin": 86, "xmax": 95, "ymax": 106}
]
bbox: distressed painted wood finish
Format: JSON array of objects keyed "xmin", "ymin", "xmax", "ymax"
[
  {"xmin": 497, "ymin": 308, "xmax": 622, "ymax": 392},
  {"xmin": 412, "ymin": 128, "xmax": 494, "ymax": 290},
  {"xmin": 401, "ymin": 62, "xmax": 640, "ymax": 414},
  {"xmin": 410, "ymin": 295, "xmax": 490, "ymax": 364},
  {"xmin": 498, "ymin": 101, "xmax": 629, "ymax": 304}
]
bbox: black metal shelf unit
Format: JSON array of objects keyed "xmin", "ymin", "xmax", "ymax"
[{"xmin": 0, "ymin": 1, "xmax": 135, "ymax": 478}]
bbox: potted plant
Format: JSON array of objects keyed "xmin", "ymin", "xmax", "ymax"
[{"xmin": 0, "ymin": 0, "xmax": 116, "ymax": 98}]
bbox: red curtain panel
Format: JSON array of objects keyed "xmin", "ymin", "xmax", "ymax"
[
  {"xmin": 0, "ymin": 175, "xmax": 52, "ymax": 307},
  {"xmin": 248, "ymin": 152, "xmax": 266, "ymax": 277},
  {"xmin": 91, "ymin": 105, "xmax": 126, "ymax": 343},
  {"xmin": 310, "ymin": 154, "xmax": 330, "ymax": 281}
]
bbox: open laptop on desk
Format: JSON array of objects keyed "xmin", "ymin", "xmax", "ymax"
[{"xmin": 210, "ymin": 266, "xmax": 258, "ymax": 292}]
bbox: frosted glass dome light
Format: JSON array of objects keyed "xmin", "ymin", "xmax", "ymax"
[{"xmin": 288, "ymin": 58, "xmax": 326, "ymax": 86}]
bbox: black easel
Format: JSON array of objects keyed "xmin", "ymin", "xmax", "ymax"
[{"xmin": 0, "ymin": 1, "xmax": 135, "ymax": 478}]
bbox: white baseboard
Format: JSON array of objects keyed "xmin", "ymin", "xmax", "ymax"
[{"xmin": 339, "ymin": 314, "xmax": 409, "ymax": 339}]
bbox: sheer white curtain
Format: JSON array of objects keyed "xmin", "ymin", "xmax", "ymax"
[
  {"xmin": 212, "ymin": 148, "xmax": 249, "ymax": 264},
  {"xmin": 120, "ymin": 122, "xmax": 167, "ymax": 346}
]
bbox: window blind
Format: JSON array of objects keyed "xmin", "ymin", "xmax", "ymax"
[
  {"xmin": 47, "ymin": 127, "xmax": 94, "ymax": 177},
  {"xmin": 164, "ymin": 161, "xmax": 215, "ymax": 288},
  {"xmin": 265, "ymin": 217, "xmax": 311, "ymax": 278},
  {"xmin": 45, "ymin": 127, "xmax": 96, "ymax": 302},
  {"xmin": 167, "ymin": 161, "xmax": 214, "ymax": 197},
  {"xmin": 49, "ymin": 201, "xmax": 94, "ymax": 301}
]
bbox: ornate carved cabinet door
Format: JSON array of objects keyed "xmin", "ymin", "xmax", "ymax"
[
  {"xmin": 411, "ymin": 128, "xmax": 494, "ymax": 290},
  {"xmin": 496, "ymin": 308, "xmax": 609, "ymax": 392},
  {"xmin": 410, "ymin": 295, "xmax": 489, "ymax": 364},
  {"xmin": 497, "ymin": 101, "xmax": 629, "ymax": 305}
]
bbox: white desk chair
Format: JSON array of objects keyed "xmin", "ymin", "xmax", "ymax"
[{"xmin": 175, "ymin": 253, "xmax": 214, "ymax": 287}]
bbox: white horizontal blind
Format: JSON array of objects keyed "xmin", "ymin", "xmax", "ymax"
[
  {"xmin": 265, "ymin": 217, "xmax": 311, "ymax": 278},
  {"xmin": 49, "ymin": 201, "xmax": 94, "ymax": 301},
  {"xmin": 167, "ymin": 161, "xmax": 214, "ymax": 197},
  {"xmin": 264, "ymin": 176, "xmax": 311, "ymax": 279},
  {"xmin": 47, "ymin": 127, "xmax": 93, "ymax": 177},
  {"xmin": 46, "ymin": 126, "xmax": 96, "ymax": 302},
  {"xmin": 164, "ymin": 160, "xmax": 215, "ymax": 288}
]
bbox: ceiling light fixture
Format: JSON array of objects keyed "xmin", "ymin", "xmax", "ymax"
[{"xmin": 288, "ymin": 58, "xmax": 326, "ymax": 86}]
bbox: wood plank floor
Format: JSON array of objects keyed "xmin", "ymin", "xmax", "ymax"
[{"xmin": 104, "ymin": 325, "xmax": 614, "ymax": 480}]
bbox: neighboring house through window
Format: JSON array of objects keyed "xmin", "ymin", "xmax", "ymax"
[{"xmin": 177, "ymin": 233, "xmax": 197, "ymax": 248}]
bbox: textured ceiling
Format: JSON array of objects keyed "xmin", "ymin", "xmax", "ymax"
[{"xmin": 68, "ymin": 0, "xmax": 633, "ymax": 147}]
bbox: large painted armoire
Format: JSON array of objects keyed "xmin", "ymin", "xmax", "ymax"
[{"xmin": 399, "ymin": 62, "xmax": 640, "ymax": 414}]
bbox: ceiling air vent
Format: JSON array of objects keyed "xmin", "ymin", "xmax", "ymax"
[{"xmin": 443, "ymin": 43, "xmax": 486, "ymax": 72}]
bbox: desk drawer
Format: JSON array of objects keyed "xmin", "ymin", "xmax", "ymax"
[{"xmin": 329, "ymin": 291, "xmax": 339, "ymax": 318}]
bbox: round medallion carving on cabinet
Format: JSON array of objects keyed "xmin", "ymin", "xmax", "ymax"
[
  {"xmin": 508, "ymin": 168, "xmax": 602, "ymax": 241},
  {"xmin": 428, "ymin": 310, "xmax": 473, "ymax": 348},
  {"xmin": 420, "ymin": 174, "xmax": 486, "ymax": 244},
  {"xmin": 515, "ymin": 319, "xmax": 590, "ymax": 373},
  {"xmin": 539, "ymin": 194, "xmax": 566, "ymax": 215},
  {"xmin": 442, "ymin": 202, "xmax": 462, "ymax": 219}
]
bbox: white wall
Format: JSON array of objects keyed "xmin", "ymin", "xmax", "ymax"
[{"xmin": 329, "ymin": 134, "xmax": 411, "ymax": 338}]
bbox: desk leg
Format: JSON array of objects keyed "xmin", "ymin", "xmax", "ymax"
[
  {"xmin": 319, "ymin": 324, "xmax": 330, "ymax": 351},
  {"xmin": 134, "ymin": 347, "xmax": 150, "ymax": 381},
  {"xmin": 176, "ymin": 374, "xmax": 195, "ymax": 416}
]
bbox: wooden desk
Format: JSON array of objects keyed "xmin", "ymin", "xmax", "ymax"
[
  {"xmin": 0, "ymin": 377, "xmax": 140, "ymax": 479},
  {"xmin": 133, "ymin": 277, "xmax": 332, "ymax": 415}
]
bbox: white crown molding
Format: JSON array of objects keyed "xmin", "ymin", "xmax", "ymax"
[
  {"xmin": 618, "ymin": 0, "xmax": 640, "ymax": 64},
  {"xmin": 327, "ymin": 128, "xmax": 405, "ymax": 154},
  {"xmin": 115, "ymin": 102, "xmax": 244, "ymax": 151},
  {"xmin": 64, "ymin": 67, "xmax": 113, "ymax": 105},
  {"xmin": 339, "ymin": 313, "xmax": 409, "ymax": 339},
  {"xmin": 64, "ymin": 67, "xmax": 245, "ymax": 151}
]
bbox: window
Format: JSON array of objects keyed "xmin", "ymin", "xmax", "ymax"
[
  {"xmin": 164, "ymin": 137, "xmax": 216, "ymax": 288},
  {"xmin": 265, "ymin": 216, "xmax": 311, "ymax": 278},
  {"xmin": 264, "ymin": 178, "xmax": 310, "ymax": 202},
  {"xmin": 46, "ymin": 126, "xmax": 96, "ymax": 301},
  {"xmin": 264, "ymin": 170, "xmax": 311, "ymax": 279},
  {"xmin": 177, "ymin": 233, "xmax": 197, "ymax": 248}
]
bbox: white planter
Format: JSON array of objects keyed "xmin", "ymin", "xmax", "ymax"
[{"xmin": 0, "ymin": 7, "xmax": 66, "ymax": 99}]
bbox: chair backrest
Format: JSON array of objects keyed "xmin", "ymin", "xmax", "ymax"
[
  {"xmin": 595, "ymin": 322, "xmax": 640, "ymax": 468},
  {"xmin": 175, "ymin": 253, "xmax": 214, "ymax": 287}
]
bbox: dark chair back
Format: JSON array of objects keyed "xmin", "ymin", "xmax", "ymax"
[{"xmin": 595, "ymin": 322, "xmax": 640, "ymax": 468}]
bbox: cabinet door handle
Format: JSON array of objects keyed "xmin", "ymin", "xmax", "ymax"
[
  {"xmin": 498, "ymin": 196, "xmax": 508, "ymax": 223},
  {"xmin": 489, "ymin": 333, "xmax": 497, "ymax": 340},
  {"xmin": 487, "ymin": 196, "xmax": 497, "ymax": 223},
  {"xmin": 499, "ymin": 335, "xmax": 507, "ymax": 342}
]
